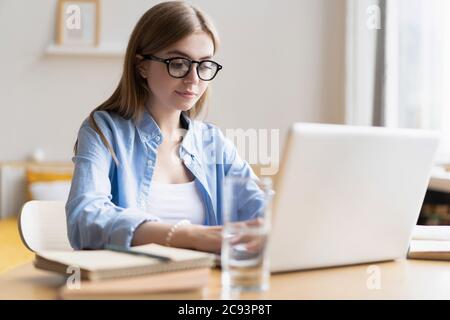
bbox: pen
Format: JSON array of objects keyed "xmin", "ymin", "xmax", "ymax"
[{"xmin": 105, "ymin": 244, "xmax": 173, "ymax": 262}]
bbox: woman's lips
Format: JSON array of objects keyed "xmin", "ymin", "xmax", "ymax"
[{"xmin": 175, "ymin": 91, "xmax": 197, "ymax": 99}]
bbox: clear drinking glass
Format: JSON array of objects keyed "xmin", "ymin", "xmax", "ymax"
[{"xmin": 221, "ymin": 176, "xmax": 274, "ymax": 292}]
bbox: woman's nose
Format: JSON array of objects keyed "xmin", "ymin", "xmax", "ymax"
[{"xmin": 184, "ymin": 64, "xmax": 200, "ymax": 84}]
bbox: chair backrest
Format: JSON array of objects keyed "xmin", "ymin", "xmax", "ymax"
[{"xmin": 18, "ymin": 200, "xmax": 73, "ymax": 252}]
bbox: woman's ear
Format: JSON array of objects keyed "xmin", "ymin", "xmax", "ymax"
[{"xmin": 135, "ymin": 54, "xmax": 149, "ymax": 79}]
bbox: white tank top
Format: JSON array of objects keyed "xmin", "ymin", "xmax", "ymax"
[{"xmin": 146, "ymin": 179, "xmax": 206, "ymax": 225}]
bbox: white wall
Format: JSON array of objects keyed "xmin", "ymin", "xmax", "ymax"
[{"xmin": 0, "ymin": 0, "xmax": 346, "ymax": 161}]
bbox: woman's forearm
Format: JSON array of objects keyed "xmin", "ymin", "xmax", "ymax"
[
  {"xmin": 131, "ymin": 221, "xmax": 223, "ymax": 253},
  {"xmin": 131, "ymin": 221, "xmax": 193, "ymax": 249}
]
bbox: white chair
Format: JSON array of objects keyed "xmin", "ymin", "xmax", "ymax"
[{"xmin": 18, "ymin": 200, "xmax": 73, "ymax": 252}]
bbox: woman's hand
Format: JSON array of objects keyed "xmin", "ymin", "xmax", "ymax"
[
  {"xmin": 178, "ymin": 219, "xmax": 264, "ymax": 254},
  {"xmin": 228, "ymin": 218, "xmax": 266, "ymax": 253},
  {"xmin": 132, "ymin": 219, "xmax": 263, "ymax": 254},
  {"xmin": 177, "ymin": 225, "xmax": 223, "ymax": 253}
]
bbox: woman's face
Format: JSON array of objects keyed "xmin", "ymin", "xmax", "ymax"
[{"xmin": 139, "ymin": 31, "xmax": 215, "ymax": 113}]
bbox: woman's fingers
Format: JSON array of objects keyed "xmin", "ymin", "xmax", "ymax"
[
  {"xmin": 246, "ymin": 217, "xmax": 263, "ymax": 226},
  {"xmin": 244, "ymin": 238, "xmax": 266, "ymax": 252}
]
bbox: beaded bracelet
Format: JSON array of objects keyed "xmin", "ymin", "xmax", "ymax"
[{"xmin": 165, "ymin": 219, "xmax": 191, "ymax": 247}]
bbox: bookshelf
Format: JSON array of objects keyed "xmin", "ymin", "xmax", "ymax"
[{"xmin": 419, "ymin": 166, "xmax": 450, "ymax": 225}]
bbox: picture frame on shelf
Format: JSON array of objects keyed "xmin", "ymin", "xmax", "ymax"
[{"xmin": 55, "ymin": 0, "xmax": 100, "ymax": 46}]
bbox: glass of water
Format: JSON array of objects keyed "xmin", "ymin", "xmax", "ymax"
[{"xmin": 221, "ymin": 176, "xmax": 274, "ymax": 292}]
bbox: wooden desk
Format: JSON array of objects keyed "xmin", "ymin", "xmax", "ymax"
[{"xmin": 1, "ymin": 259, "xmax": 450, "ymax": 299}]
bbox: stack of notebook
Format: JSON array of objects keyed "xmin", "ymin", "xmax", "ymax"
[
  {"xmin": 407, "ymin": 225, "xmax": 450, "ymax": 261},
  {"xmin": 33, "ymin": 243, "xmax": 215, "ymax": 299}
]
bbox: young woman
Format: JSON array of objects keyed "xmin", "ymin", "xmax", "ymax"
[{"xmin": 66, "ymin": 1, "xmax": 264, "ymax": 253}]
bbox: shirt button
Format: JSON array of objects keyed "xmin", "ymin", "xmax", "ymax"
[
  {"xmin": 155, "ymin": 135, "xmax": 161, "ymax": 142},
  {"xmin": 147, "ymin": 160, "xmax": 153, "ymax": 166}
]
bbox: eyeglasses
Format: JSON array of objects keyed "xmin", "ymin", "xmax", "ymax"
[{"xmin": 141, "ymin": 54, "xmax": 223, "ymax": 81}]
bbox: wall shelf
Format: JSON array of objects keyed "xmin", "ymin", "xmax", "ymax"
[{"xmin": 45, "ymin": 43, "xmax": 125, "ymax": 58}]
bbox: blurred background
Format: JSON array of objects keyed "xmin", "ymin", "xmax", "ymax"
[
  {"xmin": 0, "ymin": 0, "xmax": 449, "ymax": 270},
  {"xmin": 0, "ymin": 0, "xmax": 347, "ymax": 162}
]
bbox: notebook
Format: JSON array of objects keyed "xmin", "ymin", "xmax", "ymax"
[
  {"xmin": 34, "ymin": 243, "xmax": 215, "ymax": 281},
  {"xmin": 59, "ymin": 267, "xmax": 210, "ymax": 300},
  {"xmin": 407, "ymin": 225, "xmax": 450, "ymax": 261}
]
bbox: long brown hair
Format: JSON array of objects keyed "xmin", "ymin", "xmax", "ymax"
[{"xmin": 75, "ymin": 1, "xmax": 220, "ymax": 164}]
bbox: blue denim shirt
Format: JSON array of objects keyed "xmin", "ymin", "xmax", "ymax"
[{"xmin": 66, "ymin": 110, "xmax": 264, "ymax": 250}]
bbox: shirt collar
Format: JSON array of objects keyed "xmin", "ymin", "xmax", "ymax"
[
  {"xmin": 180, "ymin": 111, "xmax": 197, "ymax": 156},
  {"xmin": 135, "ymin": 110, "xmax": 197, "ymax": 157}
]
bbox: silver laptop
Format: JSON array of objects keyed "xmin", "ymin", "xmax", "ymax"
[{"xmin": 268, "ymin": 123, "xmax": 440, "ymax": 273}]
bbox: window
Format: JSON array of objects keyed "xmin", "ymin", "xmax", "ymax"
[{"xmin": 386, "ymin": 0, "xmax": 450, "ymax": 163}]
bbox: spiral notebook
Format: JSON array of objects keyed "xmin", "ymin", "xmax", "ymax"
[{"xmin": 34, "ymin": 243, "xmax": 215, "ymax": 281}]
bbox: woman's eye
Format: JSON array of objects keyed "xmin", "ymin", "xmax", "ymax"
[
  {"xmin": 172, "ymin": 63, "xmax": 184, "ymax": 69},
  {"xmin": 200, "ymin": 64, "xmax": 213, "ymax": 70}
]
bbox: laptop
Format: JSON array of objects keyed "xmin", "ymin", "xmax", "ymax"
[{"xmin": 268, "ymin": 123, "xmax": 440, "ymax": 273}]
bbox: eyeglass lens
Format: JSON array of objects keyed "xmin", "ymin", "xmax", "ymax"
[{"xmin": 168, "ymin": 58, "xmax": 218, "ymax": 80}]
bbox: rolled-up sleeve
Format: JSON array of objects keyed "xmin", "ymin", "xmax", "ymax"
[{"xmin": 65, "ymin": 118, "xmax": 160, "ymax": 250}]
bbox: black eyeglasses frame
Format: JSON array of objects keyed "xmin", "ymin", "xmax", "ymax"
[{"xmin": 141, "ymin": 54, "xmax": 223, "ymax": 81}]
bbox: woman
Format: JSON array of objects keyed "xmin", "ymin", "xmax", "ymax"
[{"xmin": 66, "ymin": 1, "xmax": 263, "ymax": 253}]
